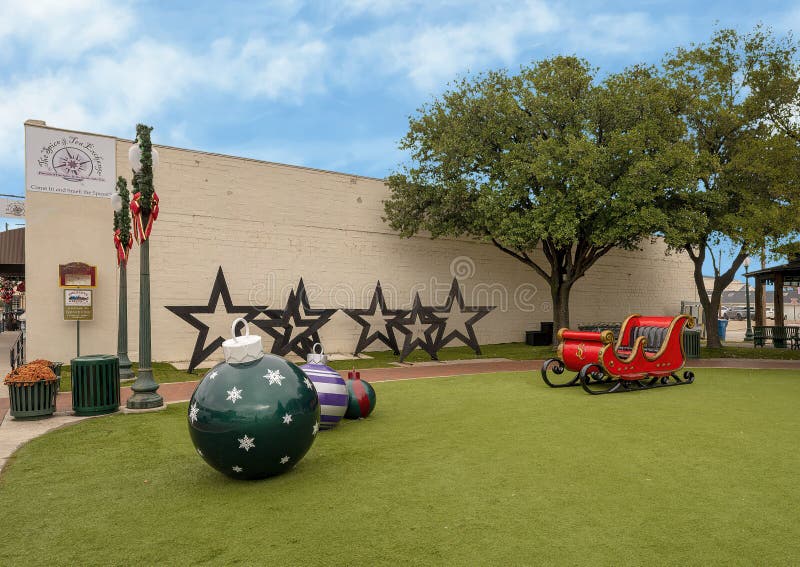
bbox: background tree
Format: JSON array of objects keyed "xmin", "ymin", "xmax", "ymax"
[
  {"xmin": 384, "ymin": 56, "xmax": 695, "ymax": 340},
  {"xmin": 660, "ymin": 27, "xmax": 800, "ymax": 347}
]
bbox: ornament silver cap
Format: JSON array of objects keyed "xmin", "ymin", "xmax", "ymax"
[
  {"xmin": 222, "ymin": 318, "xmax": 263, "ymax": 364},
  {"xmin": 306, "ymin": 343, "xmax": 328, "ymax": 365}
]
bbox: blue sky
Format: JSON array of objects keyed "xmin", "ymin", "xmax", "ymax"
[{"xmin": 2, "ymin": 0, "xmax": 798, "ymax": 277}]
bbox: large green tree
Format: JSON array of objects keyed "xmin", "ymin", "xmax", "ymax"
[
  {"xmin": 384, "ymin": 56, "xmax": 695, "ymax": 341},
  {"xmin": 660, "ymin": 27, "xmax": 800, "ymax": 347}
]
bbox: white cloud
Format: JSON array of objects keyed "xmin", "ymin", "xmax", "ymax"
[
  {"xmin": 0, "ymin": 0, "xmax": 134, "ymax": 60},
  {"xmin": 0, "ymin": 32, "xmax": 330, "ymax": 167},
  {"xmin": 208, "ymin": 34, "xmax": 328, "ymax": 99},
  {"xmin": 345, "ymin": 0, "xmax": 560, "ymax": 91},
  {"xmin": 334, "ymin": 0, "xmax": 417, "ymax": 18},
  {"xmin": 564, "ymin": 12, "xmax": 685, "ymax": 56}
]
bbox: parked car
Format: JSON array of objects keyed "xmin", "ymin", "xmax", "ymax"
[
  {"xmin": 720, "ymin": 306, "xmax": 730, "ymax": 318},
  {"xmin": 723, "ymin": 306, "xmax": 777, "ymax": 320},
  {"xmin": 728, "ymin": 306, "xmax": 752, "ymax": 320}
]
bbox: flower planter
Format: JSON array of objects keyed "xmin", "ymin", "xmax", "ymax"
[
  {"xmin": 5, "ymin": 361, "xmax": 60, "ymax": 419},
  {"xmin": 7, "ymin": 380, "xmax": 58, "ymax": 419}
]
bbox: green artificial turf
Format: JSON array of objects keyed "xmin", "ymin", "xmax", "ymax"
[
  {"xmin": 327, "ymin": 342, "xmax": 556, "ymax": 370},
  {"xmin": 52, "ymin": 342, "xmax": 800, "ymax": 391},
  {"xmin": 55, "ymin": 344, "xmax": 554, "ymax": 389},
  {"xmin": 58, "ymin": 362, "xmax": 208, "ymax": 392},
  {"xmin": 1, "ymin": 368, "xmax": 798, "ymax": 565},
  {"xmin": 701, "ymin": 345, "xmax": 800, "ymax": 359}
]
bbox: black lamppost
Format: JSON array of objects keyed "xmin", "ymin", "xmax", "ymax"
[
  {"xmin": 112, "ymin": 177, "xmax": 134, "ymax": 379},
  {"xmin": 126, "ymin": 125, "xmax": 163, "ymax": 409},
  {"xmin": 744, "ymin": 256, "xmax": 753, "ymax": 341}
]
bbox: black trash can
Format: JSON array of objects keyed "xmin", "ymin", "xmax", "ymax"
[{"xmin": 71, "ymin": 355, "xmax": 120, "ymax": 416}]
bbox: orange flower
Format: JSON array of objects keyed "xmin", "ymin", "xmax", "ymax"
[{"xmin": 4, "ymin": 363, "xmax": 57, "ymax": 386}]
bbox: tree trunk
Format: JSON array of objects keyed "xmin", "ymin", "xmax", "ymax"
[
  {"xmin": 550, "ymin": 279, "xmax": 573, "ymax": 344},
  {"xmin": 489, "ymin": 238, "xmax": 614, "ymax": 347},
  {"xmin": 685, "ymin": 242, "xmax": 747, "ymax": 349},
  {"xmin": 702, "ymin": 289, "xmax": 724, "ymax": 348}
]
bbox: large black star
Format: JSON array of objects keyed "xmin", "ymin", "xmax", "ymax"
[
  {"xmin": 251, "ymin": 279, "xmax": 336, "ymax": 359},
  {"xmin": 342, "ymin": 281, "xmax": 406, "ymax": 355},
  {"xmin": 430, "ymin": 278, "xmax": 495, "ymax": 354},
  {"xmin": 389, "ymin": 293, "xmax": 446, "ymax": 362},
  {"xmin": 165, "ymin": 267, "xmax": 266, "ymax": 373}
]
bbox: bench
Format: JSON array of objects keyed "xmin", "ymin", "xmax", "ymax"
[{"xmin": 753, "ymin": 326, "xmax": 800, "ymax": 349}]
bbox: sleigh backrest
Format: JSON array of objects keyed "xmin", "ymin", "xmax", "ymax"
[{"xmin": 617, "ymin": 315, "xmax": 679, "ymax": 352}]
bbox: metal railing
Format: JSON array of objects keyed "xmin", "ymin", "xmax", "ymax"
[{"xmin": 10, "ymin": 331, "xmax": 24, "ymax": 370}]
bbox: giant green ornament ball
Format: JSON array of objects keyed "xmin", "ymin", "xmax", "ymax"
[{"xmin": 188, "ymin": 319, "xmax": 320, "ymax": 480}]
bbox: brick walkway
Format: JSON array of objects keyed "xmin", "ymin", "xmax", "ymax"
[{"xmin": 2, "ymin": 356, "xmax": 799, "ymax": 421}]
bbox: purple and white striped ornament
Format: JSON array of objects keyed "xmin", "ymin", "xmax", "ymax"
[{"xmin": 300, "ymin": 345, "xmax": 348, "ymax": 430}]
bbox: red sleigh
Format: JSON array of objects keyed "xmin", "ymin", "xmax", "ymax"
[{"xmin": 541, "ymin": 314, "xmax": 696, "ymax": 395}]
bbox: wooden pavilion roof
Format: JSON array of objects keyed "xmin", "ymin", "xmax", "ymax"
[{"xmin": 748, "ymin": 255, "xmax": 800, "ymax": 286}]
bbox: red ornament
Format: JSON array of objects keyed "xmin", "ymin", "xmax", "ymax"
[{"xmin": 344, "ymin": 369, "xmax": 377, "ymax": 419}]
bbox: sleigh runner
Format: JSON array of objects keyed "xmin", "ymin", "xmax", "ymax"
[{"xmin": 541, "ymin": 314, "xmax": 696, "ymax": 395}]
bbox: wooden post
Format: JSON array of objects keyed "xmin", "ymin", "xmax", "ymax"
[
  {"xmin": 774, "ymin": 273, "xmax": 785, "ymax": 324},
  {"xmin": 755, "ymin": 277, "xmax": 765, "ymax": 328}
]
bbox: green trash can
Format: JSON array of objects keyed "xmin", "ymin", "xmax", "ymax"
[
  {"xmin": 71, "ymin": 355, "xmax": 120, "ymax": 416},
  {"xmin": 682, "ymin": 329, "xmax": 701, "ymax": 359}
]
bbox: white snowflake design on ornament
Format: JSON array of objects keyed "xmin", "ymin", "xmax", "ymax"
[
  {"xmin": 303, "ymin": 377, "xmax": 313, "ymax": 390},
  {"xmin": 312, "ymin": 422, "xmax": 319, "ymax": 436},
  {"xmin": 232, "ymin": 465, "xmax": 243, "ymax": 473},
  {"xmin": 282, "ymin": 413, "xmax": 293, "ymax": 425},
  {"xmin": 207, "ymin": 370, "xmax": 219, "ymax": 380},
  {"xmin": 226, "ymin": 386, "xmax": 243, "ymax": 404},
  {"xmin": 264, "ymin": 369, "xmax": 285, "ymax": 386},
  {"xmin": 188, "ymin": 402, "xmax": 199, "ymax": 424},
  {"xmin": 238, "ymin": 435, "xmax": 255, "ymax": 452},
  {"xmin": 280, "ymin": 455, "xmax": 290, "ymax": 465}
]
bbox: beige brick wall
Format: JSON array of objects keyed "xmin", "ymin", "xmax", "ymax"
[{"xmin": 26, "ymin": 134, "xmax": 697, "ymax": 365}]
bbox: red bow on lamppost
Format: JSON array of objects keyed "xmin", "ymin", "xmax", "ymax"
[
  {"xmin": 113, "ymin": 228, "xmax": 134, "ymax": 265},
  {"xmin": 130, "ymin": 191, "xmax": 160, "ymax": 243}
]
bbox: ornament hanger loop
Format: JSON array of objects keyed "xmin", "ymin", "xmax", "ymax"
[
  {"xmin": 313, "ymin": 343, "xmax": 324, "ymax": 355},
  {"xmin": 231, "ymin": 317, "xmax": 250, "ymax": 339}
]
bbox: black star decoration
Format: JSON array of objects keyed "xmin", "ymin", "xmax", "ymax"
[
  {"xmin": 342, "ymin": 281, "xmax": 406, "ymax": 355},
  {"xmin": 165, "ymin": 267, "xmax": 266, "ymax": 373},
  {"xmin": 431, "ymin": 278, "xmax": 495, "ymax": 354},
  {"xmin": 389, "ymin": 293, "xmax": 445, "ymax": 362},
  {"xmin": 251, "ymin": 279, "xmax": 336, "ymax": 359}
]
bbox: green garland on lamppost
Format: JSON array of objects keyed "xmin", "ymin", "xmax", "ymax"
[
  {"xmin": 113, "ymin": 176, "xmax": 134, "ymax": 379},
  {"xmin": 127, "ymin": 124, "xmax": 163, "ymax": 409}
]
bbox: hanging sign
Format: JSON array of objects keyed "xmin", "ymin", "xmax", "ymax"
[
  {"xmin": 64, "ymin": 289, "xmax": 93, "ymax": 321},
  {"xmin": 25, "ymin": 124, "xmax": 116, "ymax": 198},
  {"xmin": 0, "ymin": 198, "xmax": 24, "ymax": 218},
  {"xmin": 59, "ymin": 262, "xmax": 97, "ymax": 288}
]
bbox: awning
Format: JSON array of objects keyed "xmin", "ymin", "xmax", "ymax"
[{"xmin": 0, "ymin": 228, "xmax": 24, "ymax": 277}]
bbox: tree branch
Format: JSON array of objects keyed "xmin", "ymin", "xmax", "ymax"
[
  {"xmin": 707, "ymin": 243, "xmax": 720, "ymax": 277},
  {"xmin": 490, "ymin": 238, "xmax": 551, "ymax": 281}
]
